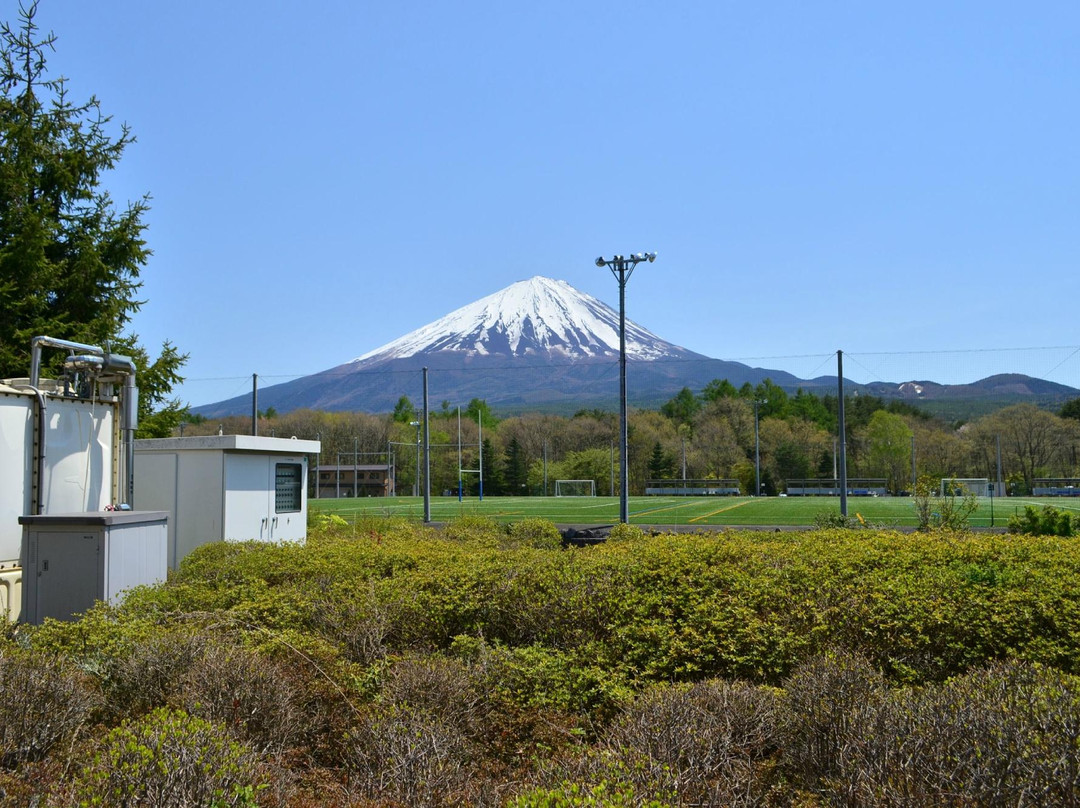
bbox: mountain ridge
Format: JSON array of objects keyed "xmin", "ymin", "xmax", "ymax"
[
  {"xmin": 351, "ymin": 276, "xmax": 691, "ymax": 364},
  {"xmin": 191, "ymin": 277, "xmax": 1077, "ymax": 417}
]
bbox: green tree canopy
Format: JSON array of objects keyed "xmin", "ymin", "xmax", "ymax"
[
  {"xmin": 1061, "ymin": 397, "xmax": 1080, "ymax": 421},
  {"xmin": 790, "ymin": 388, "xmax": 834, "ymax": 431},
  {"xmin": 659, "ymin": 386, "xmax": 701, "ymax": 425},
  {"xmin": 647, "ymin": 441, "xmax": 675, "ymax": 479},
  {"xmin": 391, "ymin": 395, "xmax": 417, "ymax": 423},
  {"xmin": 466, "ymin": 398, "xmax": 497, "ymax": 428},
  {"xmin": 503, "ymin": 436, "xmax": 528, "ymax": 494},
  {"xmin": 702, "ymin": 378, "xmax": 739, "ymax": 402},
  {"xmin": 865, "ymin": 410, "xmax": 913, "ymax": 493},
  {"xmin": 753, "ymin": 378, "xmax": 790, "ymax": 418},
  {"xmin": 0, "ymin": 3, "xmax": 185, "ymax": 434}
]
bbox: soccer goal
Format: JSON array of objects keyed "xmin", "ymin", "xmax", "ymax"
[
  {"xmin": 555, "ymin": 479, "xmax": 596, "ymax": 497},
  {"xmin": 940, "ymin": 478, "xmax": 991, "ymax": 497}
]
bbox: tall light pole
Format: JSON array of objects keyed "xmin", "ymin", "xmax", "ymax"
[
  {"xmin": 595, "ymin": 252, "xmax": 657, "ymax": 523},
  {"xmin": 754, "ymin": 398, "xmax": 767, "ymax": 497}
]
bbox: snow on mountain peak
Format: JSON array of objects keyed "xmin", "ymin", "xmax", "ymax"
[{"xmin": 351, "ymin": 276, "xmax": 684, "ymax": 364}]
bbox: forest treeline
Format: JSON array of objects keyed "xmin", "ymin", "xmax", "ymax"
[{"xmin": 184, "ymin": 380, "xmax": 1080, "ymax": 497}]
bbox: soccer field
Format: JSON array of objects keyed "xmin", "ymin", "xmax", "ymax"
[{"xmin": 310, "ymin": 494, "xmax": 1080, "ymax": 528}]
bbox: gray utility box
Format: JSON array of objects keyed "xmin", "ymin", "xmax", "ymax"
[
  {"xmin": 134, "ymin": 435, "xmax": 320, "ymax": 569},
  {"xmin": 19, "ymin": 511, "xmax": 168, "ymax": 624}
]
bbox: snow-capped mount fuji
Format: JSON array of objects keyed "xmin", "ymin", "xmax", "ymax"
[
  {"xmin": 193, "ymin": 276, "xmax": 799, "ymax": 416},
  {"xmin": 191, "ymin": 275, "xmax": 1079, "ymax": 417},
  {"xmin": 352, "ymin": 276, "xmax": 685, "ymax": 365}
]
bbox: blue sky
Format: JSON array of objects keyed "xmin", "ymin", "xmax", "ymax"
[{"xmin": 29, "ymin": 1, "xmax": 1080, "ymax": 406}]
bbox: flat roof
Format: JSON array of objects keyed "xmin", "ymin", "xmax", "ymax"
[
  {"xmin": 19, "ymin": 510, "xmax": 169, "ymax": 526},
  {"xmin": 135, "ymin": 435, "xmax": 321, "ymax": 454}
]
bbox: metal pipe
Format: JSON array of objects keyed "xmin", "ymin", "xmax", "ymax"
[
  {"xmin": 28, "ymin": 387, "xmax": 47, "ymax": 514},
  {"xmin": 30, "ymin": 336, "xmax": 104, "ymax": 387},
  {"xmin": 123, "ymin": 373, "xmax": 138, "ymax": 507},
  {"xmin": 104, "ymin": 349, "xmax": 138, "ymax": 508}
]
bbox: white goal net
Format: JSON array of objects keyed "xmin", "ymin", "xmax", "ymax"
[
  {"xmin": 940, "ymin": 478, "xmax": 990, "ymax": 497},
  {"xmin": 555, "ymin": 479, "xmax": 596, "ymax": 497}
]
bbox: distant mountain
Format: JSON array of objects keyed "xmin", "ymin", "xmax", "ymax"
[
  {"xmin": 191, "ymin": 277, "xmax": 1077, "ymax": 417},
  {"xmin": 864, "ymin": 373, "xmax": 1077, "ymax": 400},
  {"xmin": 352, "ymin": 276, "xmax": 682, "ymax": 364}
]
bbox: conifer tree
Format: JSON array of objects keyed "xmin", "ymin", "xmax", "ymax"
[{"xmin": 0, "ymin": 2, "xmax": 185, "ymax": 435}]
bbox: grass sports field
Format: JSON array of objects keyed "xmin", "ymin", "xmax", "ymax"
[{"xmin": 310, "ymin": 494, "xmax": 1080, "ymax": 529}]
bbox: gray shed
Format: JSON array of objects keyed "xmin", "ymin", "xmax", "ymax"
[{"xmin": 134, "ymin": 435, "xmax": 321, "ymax": 568}]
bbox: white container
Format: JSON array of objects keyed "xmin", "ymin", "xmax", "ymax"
[
  {"xmin": 19, "ymin": 510, "xmax": 168, "ymax": 623},
  {"xmin": 1, "ymin": 382, "xmax": 120, "ymax": 620},
  {"xmin": 0, "ymin": 566, "xmax": 22, "ymax": 624},
  {"xmin": 134, "ymin": 435, "xmax": 320, "ymax": 568}
]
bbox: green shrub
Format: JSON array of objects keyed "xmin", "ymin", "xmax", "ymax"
[
  {"xmin": 833, "ymin": 660, "xmax": 1080, "ymax": 806},
  {"xmin": 309, "ymin": 511, "xmax": 348, "ymax": 530},
  {"xmin": 914, "ymin": 475, "xmax": 979, "ymax": 531},
  {"xmin": 72, "ymin": 708, "xmax": 262, "ymax": 807},
  {"xmin": 508, "ymin": 517, "xmax": 563, "ymax": 549},
  {"xmin": 450, "ymin": 635, "xmax": 630, "ymax": 720},
  {"xmin": 606, "ymin": 523, "xmax": 645, "ymax": 542},
  {"xmin": 102, "ymin": 629, "xmax": 209, "ymax": 718},
  {"xmin": 597, "ymin": 678, "xmax": 778, "ymax": 805},
  {"xmin": 22, "ymin": 603, "xmax": 162, "ymax": 673},
  {"xmin": 812, "ymin": 511, "xmax": 879, "ymax": 529},
  {"xmin": 0, "ymin": 648, "xmax": 99, "ymax": 768},
  {"xmin": 443, "ymin": 514, "xmax": 504, "ymax": 544},
  {"xmin": 508, "ymin": 780, "xmax": 672, "ymax": 808},
  {"xmin": 175, "ymin": 642, "xmax": 304, "ymax": 757},
  {"xmin": 1008, "ymin": 504, "xmax": 1075, "ymax": 536},
  {"xmin": 778, "ymin": 649, "xmax": 885, "ymax": 785},
  {"xmin": 307, "ymin": 581, "xmax": 393, "ymax": 666},
  {"xmin": 813, "ymin": 511, "xmax": 855, "ymax": 529},
  {"xmin": 344, "ymin": 702, "xmax": 472, "ymax": 806},
  {"xmin": 376, "ymin": 653, "xmax": 491, "ymax": 744}
]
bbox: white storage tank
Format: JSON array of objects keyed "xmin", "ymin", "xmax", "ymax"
[
  {"xmin": 19, "ymin": 511, "xmax": 168, "ymax": 623},
  {"xmin": 1, "ymin": 378, "xmax": 123, "ymax": 622},
  {"xmin": 134, "ymin": 435, "xmax": 321, "ymax": 568}
]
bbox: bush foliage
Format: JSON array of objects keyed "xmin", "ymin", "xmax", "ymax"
[
  {"xmin": 4, "ymin": 516, "xmax": 1080, "ymax": 804},
  {"xmin": 1009, "ymin": 503, "xmax": 1076, "ymax": 537}
]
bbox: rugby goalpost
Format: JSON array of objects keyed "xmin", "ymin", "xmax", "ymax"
[{"xmin": 555, "ymin": 479, "xmax": 596, "ymax": 497}]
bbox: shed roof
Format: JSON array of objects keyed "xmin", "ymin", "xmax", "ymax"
[{"xmin": 134, "ymin": 435, "xmax": 321, "ymax": 454}]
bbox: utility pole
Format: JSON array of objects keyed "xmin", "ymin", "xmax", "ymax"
[
  {"xmin": 595, "ymin": 252, "xmax": 657, "ymax": 523},
  {"xmin": 838, "ymin": 350, "xmax": 848, "ymax": 517},
  {"xmin": 423, "ymin": 367, "xmax": 430, "ymax": 523},
  {"xmin": 754, "ymin": 398, "xmax": 767, "ymax": 497},
  {"xmin": 996, "ymin": 435, "xmax": 1004, "ymax": 496}
]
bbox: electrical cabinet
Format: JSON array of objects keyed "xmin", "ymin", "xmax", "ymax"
[
  {"xmin": 133, "ymin": 435, "xmax": 320, "ymax": 568},
  {"xmin": 19, "ymin": 511, "xmax": 168, "ymax": 623}
]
